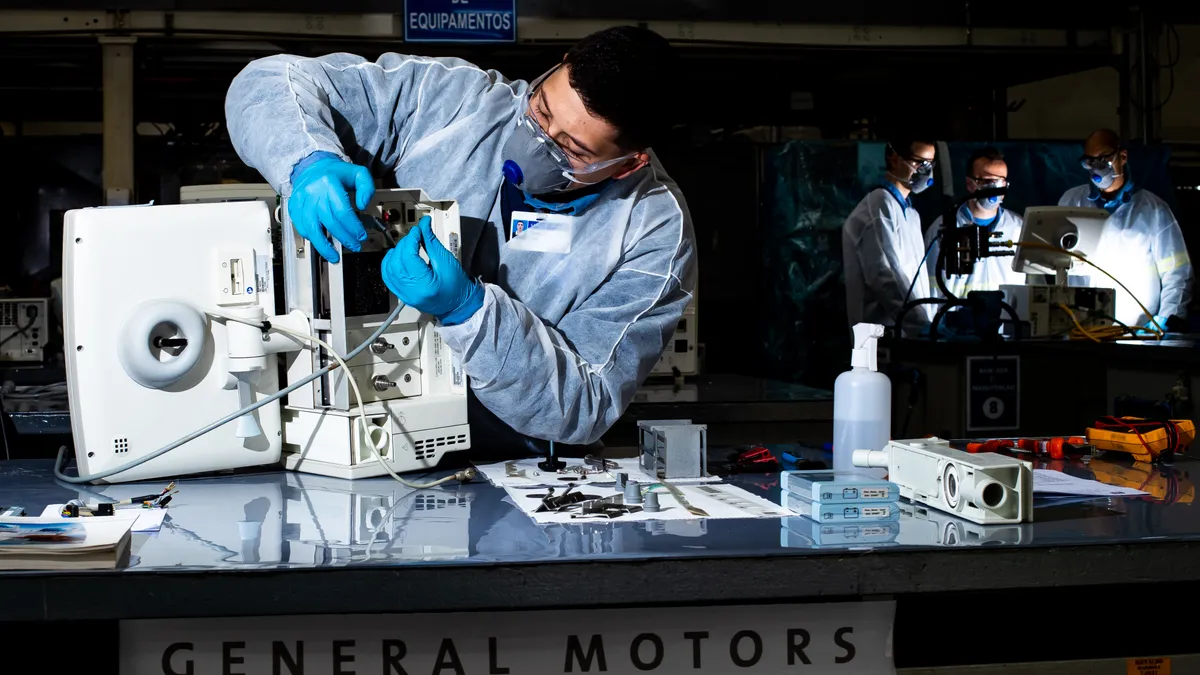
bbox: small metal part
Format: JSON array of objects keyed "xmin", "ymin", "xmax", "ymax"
[
  {"xmin": 624, "ymin": 480, "xmax": 643, "ymax": 504},
  {"xmin": 504, "ymin": 461, "xmax": 527, "ymax": 478},
  {"xmin": 584, "ymin": 454, "xmax": 619, "ymax": 471},
  {"xmin": 661, "ymin": 481, "xmax": 709, "ymax": 517},
  {"xmin": 643, "ymin": 491, "xmax": 661, "ymax": 513},
  {"xmin": 370, "ymin": 338, "xmax": 393, "ymax": 354},
  {"xmin": 372, "ymin": 375, "xmax": 396, "ymax": 392},
  {"xmin": 615, "ymin": 472, "xmax": 628, "ymax": 489}
]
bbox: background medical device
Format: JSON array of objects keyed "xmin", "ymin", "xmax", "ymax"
[
  {"xmin": 1010, "ymin": 206, "xmax": 1109, "ymax": 285},
  {"xmin": 279, "ymin": 188, "xmax": 471, "ymax": 480},
  {"xmin": 63, "ymin": 201, "xmax": 309, "ymax": 483},
  {"xmin": 1000, "ymin": 284, "xmax": 1117, "ymax": 338},
  {"xmin": 651, "ymin": 293, "xmax": 698, "ymax": 377},
  {"xmin": 0, "ymin": 298, "xmax": 49, "ymax": 362},
  {"xmin": 853, "ymin": 437, "xmax": 1033, "ymax": 525}
]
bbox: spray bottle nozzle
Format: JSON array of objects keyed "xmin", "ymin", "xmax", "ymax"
[{"xmin": 850, "ymin": 323, "xmax": 885, "ymax": 372}]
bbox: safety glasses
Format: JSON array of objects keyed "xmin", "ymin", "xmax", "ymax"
[
  {"xmin": 968, "ymin": 175, "xmax": 1008, "ymax": 190},
  {"xmin": 1079, "ymin": 150, "xmax": 1120, "ymax": 171}
]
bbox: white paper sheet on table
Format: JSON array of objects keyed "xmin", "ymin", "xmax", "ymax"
[
  {"xmin": 40, "ymin": 504, "xmax": 167, "ymax": 532},
  {"xmin": 1033, "ymin": 470, "xmax": 1149, "ymax": 497},
  {"xmin": 476, "ymin": 457, "xmax": 720, "ymax": 489},
  {"xmin": 505, "ymin": 481, "xmax": 790, "ymax": 524}
]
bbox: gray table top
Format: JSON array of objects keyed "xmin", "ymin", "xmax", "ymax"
[{"xmin": 2, "ymin": 450, "xmax": 1197, "ymax": 621}]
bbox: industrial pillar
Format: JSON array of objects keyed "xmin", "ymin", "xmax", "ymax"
[
  {"xmin": 1121, "ymin": 7, "xmax": 1162, "ymax": 143},
  {"xmin": 100, "ymin": 36, "xmax": 136, "ymax": 205}
]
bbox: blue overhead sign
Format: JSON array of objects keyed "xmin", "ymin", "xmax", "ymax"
[{"xmin": 404, "ymin": 0, "xmax": 516, "ymax": 43}]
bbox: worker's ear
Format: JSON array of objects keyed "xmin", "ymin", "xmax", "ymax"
[{"xmin": 612, "ymin": 152, "xmax": 650, "ymax": 180}]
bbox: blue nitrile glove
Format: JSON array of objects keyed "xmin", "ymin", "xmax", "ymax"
[
  {"xmin": 1145, "ymin": 315, "xmax": 1170, "ymax": 333},
  {"xmin": 287, "ymin": 152, "xmax": 375, "ymax": 263},
  {"xmin": 382, "ymin": 216, "xmax": 484, "ymax": 326}
]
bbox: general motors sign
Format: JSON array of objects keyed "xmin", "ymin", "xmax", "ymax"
[{"xmin": 405, "ymin": 0, "xmax": 516, "ymax": 43}]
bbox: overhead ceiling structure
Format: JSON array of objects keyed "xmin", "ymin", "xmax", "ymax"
[{"xmin": 0, "ymin": 4, "xmax": 1126, "ymax": 121}]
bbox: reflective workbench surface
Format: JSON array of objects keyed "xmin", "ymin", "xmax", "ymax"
[
  {"xmin": 1, "ymin": 450, "xmax": 1194, "ymax": 569},
  {"xmin": 2, "ymin": 450, "xmax": 1198, "ymax": 621}
]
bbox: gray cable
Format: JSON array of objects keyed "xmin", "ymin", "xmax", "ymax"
[{"xmin": 54, "ymin": 303, "xmax": 405, "ymax": 484}]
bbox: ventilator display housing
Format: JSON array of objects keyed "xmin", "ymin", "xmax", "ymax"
[
  {"xmin": 0, "ymin": 298, "xmax": 49, "ymax": 362},
  {"xmin": 64, "ymin": 201, "xmax": 291, "ymax": 483},
  {"xmin": 280, "ymin": 188, "xmax": 470, "ymax": 479},
  {"xmin": 853, "ymin": 437, "xmax": 1033, "ymax": 525},
  {"xmin": 1012, "ymin": 206, "xmax": 1109, "ymax": 281}
]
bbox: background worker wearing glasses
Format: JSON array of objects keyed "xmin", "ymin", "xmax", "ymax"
[
  {"xmin": 1058, "ymin": 128, "xmax": 1193, "ymax": 330},
  {"xmin": 225, "ymin": 26, "xmax": 696, "ymax": 454},
  {"xmin": 923, "ymin": 146, "xmax": 1026, "ymax": 300},
  {"xmin": 843, "ymin": 139, "xmax": 938, "ymax": 337}
]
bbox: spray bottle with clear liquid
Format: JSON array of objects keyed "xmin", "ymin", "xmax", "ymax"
[{"xmin": 833, "ymin": 323, "xmax": 891, "ymax": 478}]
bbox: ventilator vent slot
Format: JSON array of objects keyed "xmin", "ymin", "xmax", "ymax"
[
  {"xmin": 412, "ymin": 433, "xmax": 468, "ymax": 459},
  {"xmin": 113, "ymin": 438, "xmax": 129, "ymax": 454}
]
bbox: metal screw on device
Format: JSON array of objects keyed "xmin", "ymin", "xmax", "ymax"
[
  {"xmin": 370, "ymin": 338, "xmax": 393, "ymax": 355},
  {"xmin": 372, "ymin": 375, "xmax": 397, "ymax": 392}
]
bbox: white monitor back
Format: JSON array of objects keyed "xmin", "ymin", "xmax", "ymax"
[
  {"xmin": 64, "ymin": 202, "xmax": 282, "ymax": 483},
  {"xmin": 1012, "ymin": 206, "xmax": 1109, "ymax": 275}
]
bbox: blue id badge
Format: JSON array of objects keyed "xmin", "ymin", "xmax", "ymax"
[{"xmin": 509, "ymin": 211, "xmax": 573, "ymax": 254}]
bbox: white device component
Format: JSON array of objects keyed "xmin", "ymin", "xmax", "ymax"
[
  {"xmin": 283, "ymin": 473, "xmax": 471, "ymax": 564},
  {"xmin": 896, "ymin": 500, "xmax": 1030, "ymax": 547},
  {"xmin": 0, "ymin": 298, "xmax": 49, "ymax": 362},
  {"xmin": 180, "ymin": 183, "xmax": 284, "ymax": 313},
  {"xmin": 853, "ymin": 437, "xmax": 1033, "ymax": 525},
  {"xmin": 1000, "ymin": 284, "xmax": 1116, "ymax": 338},
  {"xmin": 651, "ymin": 294, "xmax": 698, "ymax": 376},
  {"xmin": 64, "ymin": 201, "xmax": 307, "ymax": 483},
  {"xmin": 1012, "ymin": 206, "xmax": 1109, "ymax": 284},
  {"xmin": 85, "ymin": 478, "xmax": 285, "ymax": 567},
  {"xmin": 280, "ymin": 188, "xmax": 470, "ymax": 480}
]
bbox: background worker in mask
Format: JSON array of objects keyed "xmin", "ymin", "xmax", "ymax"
[
  {"xmin": 924, "ymin": 147, "xmax": 1025, "ymax": 298},
  {"xmin": 843, "ymin": 139, "xmax": 938, "ymax": 336},
  {"xmin": 1058, "ymin": 128, "xmax": 1192, "ymax": 329},
  {"xmin": 225, "ymin": 26, "xmax": 696, "ymax": 453}
]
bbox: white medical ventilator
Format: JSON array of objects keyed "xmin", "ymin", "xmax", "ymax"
[{"xmin": 833, "ymin": 323, "xmax": 890, "ymax": 477}]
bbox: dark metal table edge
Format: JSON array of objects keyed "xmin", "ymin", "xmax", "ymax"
[{"xmin": 3, "ymin": 539, "xmax": 1196, "ymax": 621}]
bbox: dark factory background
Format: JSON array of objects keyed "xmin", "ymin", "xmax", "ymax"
[{"xmin": 2, "ymin": 2, "xmax": 1198, "ymax": 391}]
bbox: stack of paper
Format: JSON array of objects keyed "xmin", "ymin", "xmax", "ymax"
[{"xmin": 0, "ymin": 516, "xmax": 134, "ymax": 570}]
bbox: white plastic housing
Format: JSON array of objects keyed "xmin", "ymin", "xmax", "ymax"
[
  {"xmin": 64, "ymin": 201, "xmax": 284, "ymax": 483},
  {"xmin": 280, "ymin": 188, "xmax": 470, "ymax": 479},
  {"xmin": 853, "ymin": 437, "xmax": 1033, "ymax": 525}
]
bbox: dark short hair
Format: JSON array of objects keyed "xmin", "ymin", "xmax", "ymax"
[
  {"xmin": 966, "ymin": 146, "xmax": 1005, "ymax": 177},
  {"xmin": 886, "ymin": 139, "xmax": 937, "ymax": 161},
  {"xmin": 563, "ymin": 26, "xmax": 680, "ymax": 151}
]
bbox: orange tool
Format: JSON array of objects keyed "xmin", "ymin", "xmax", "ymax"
[{"xmin": 961, "ymin": 436, "xmax": 1090, "ymax": 459}]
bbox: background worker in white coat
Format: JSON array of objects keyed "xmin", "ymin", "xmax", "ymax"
[
  {"xmin": 1058, "ymin": 128, "xmax": 1192, "ymax": 329},
  {"xmin": 924, "ymin": 147, "xmax": 1025, "ymax": 298},
  {"xmin": 225, "ymin": 27, "xmax": 696, "ymax": 456},
  {"xmin": 843, "ymin": 139, "xmax": 938, "ymax": 337}
]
